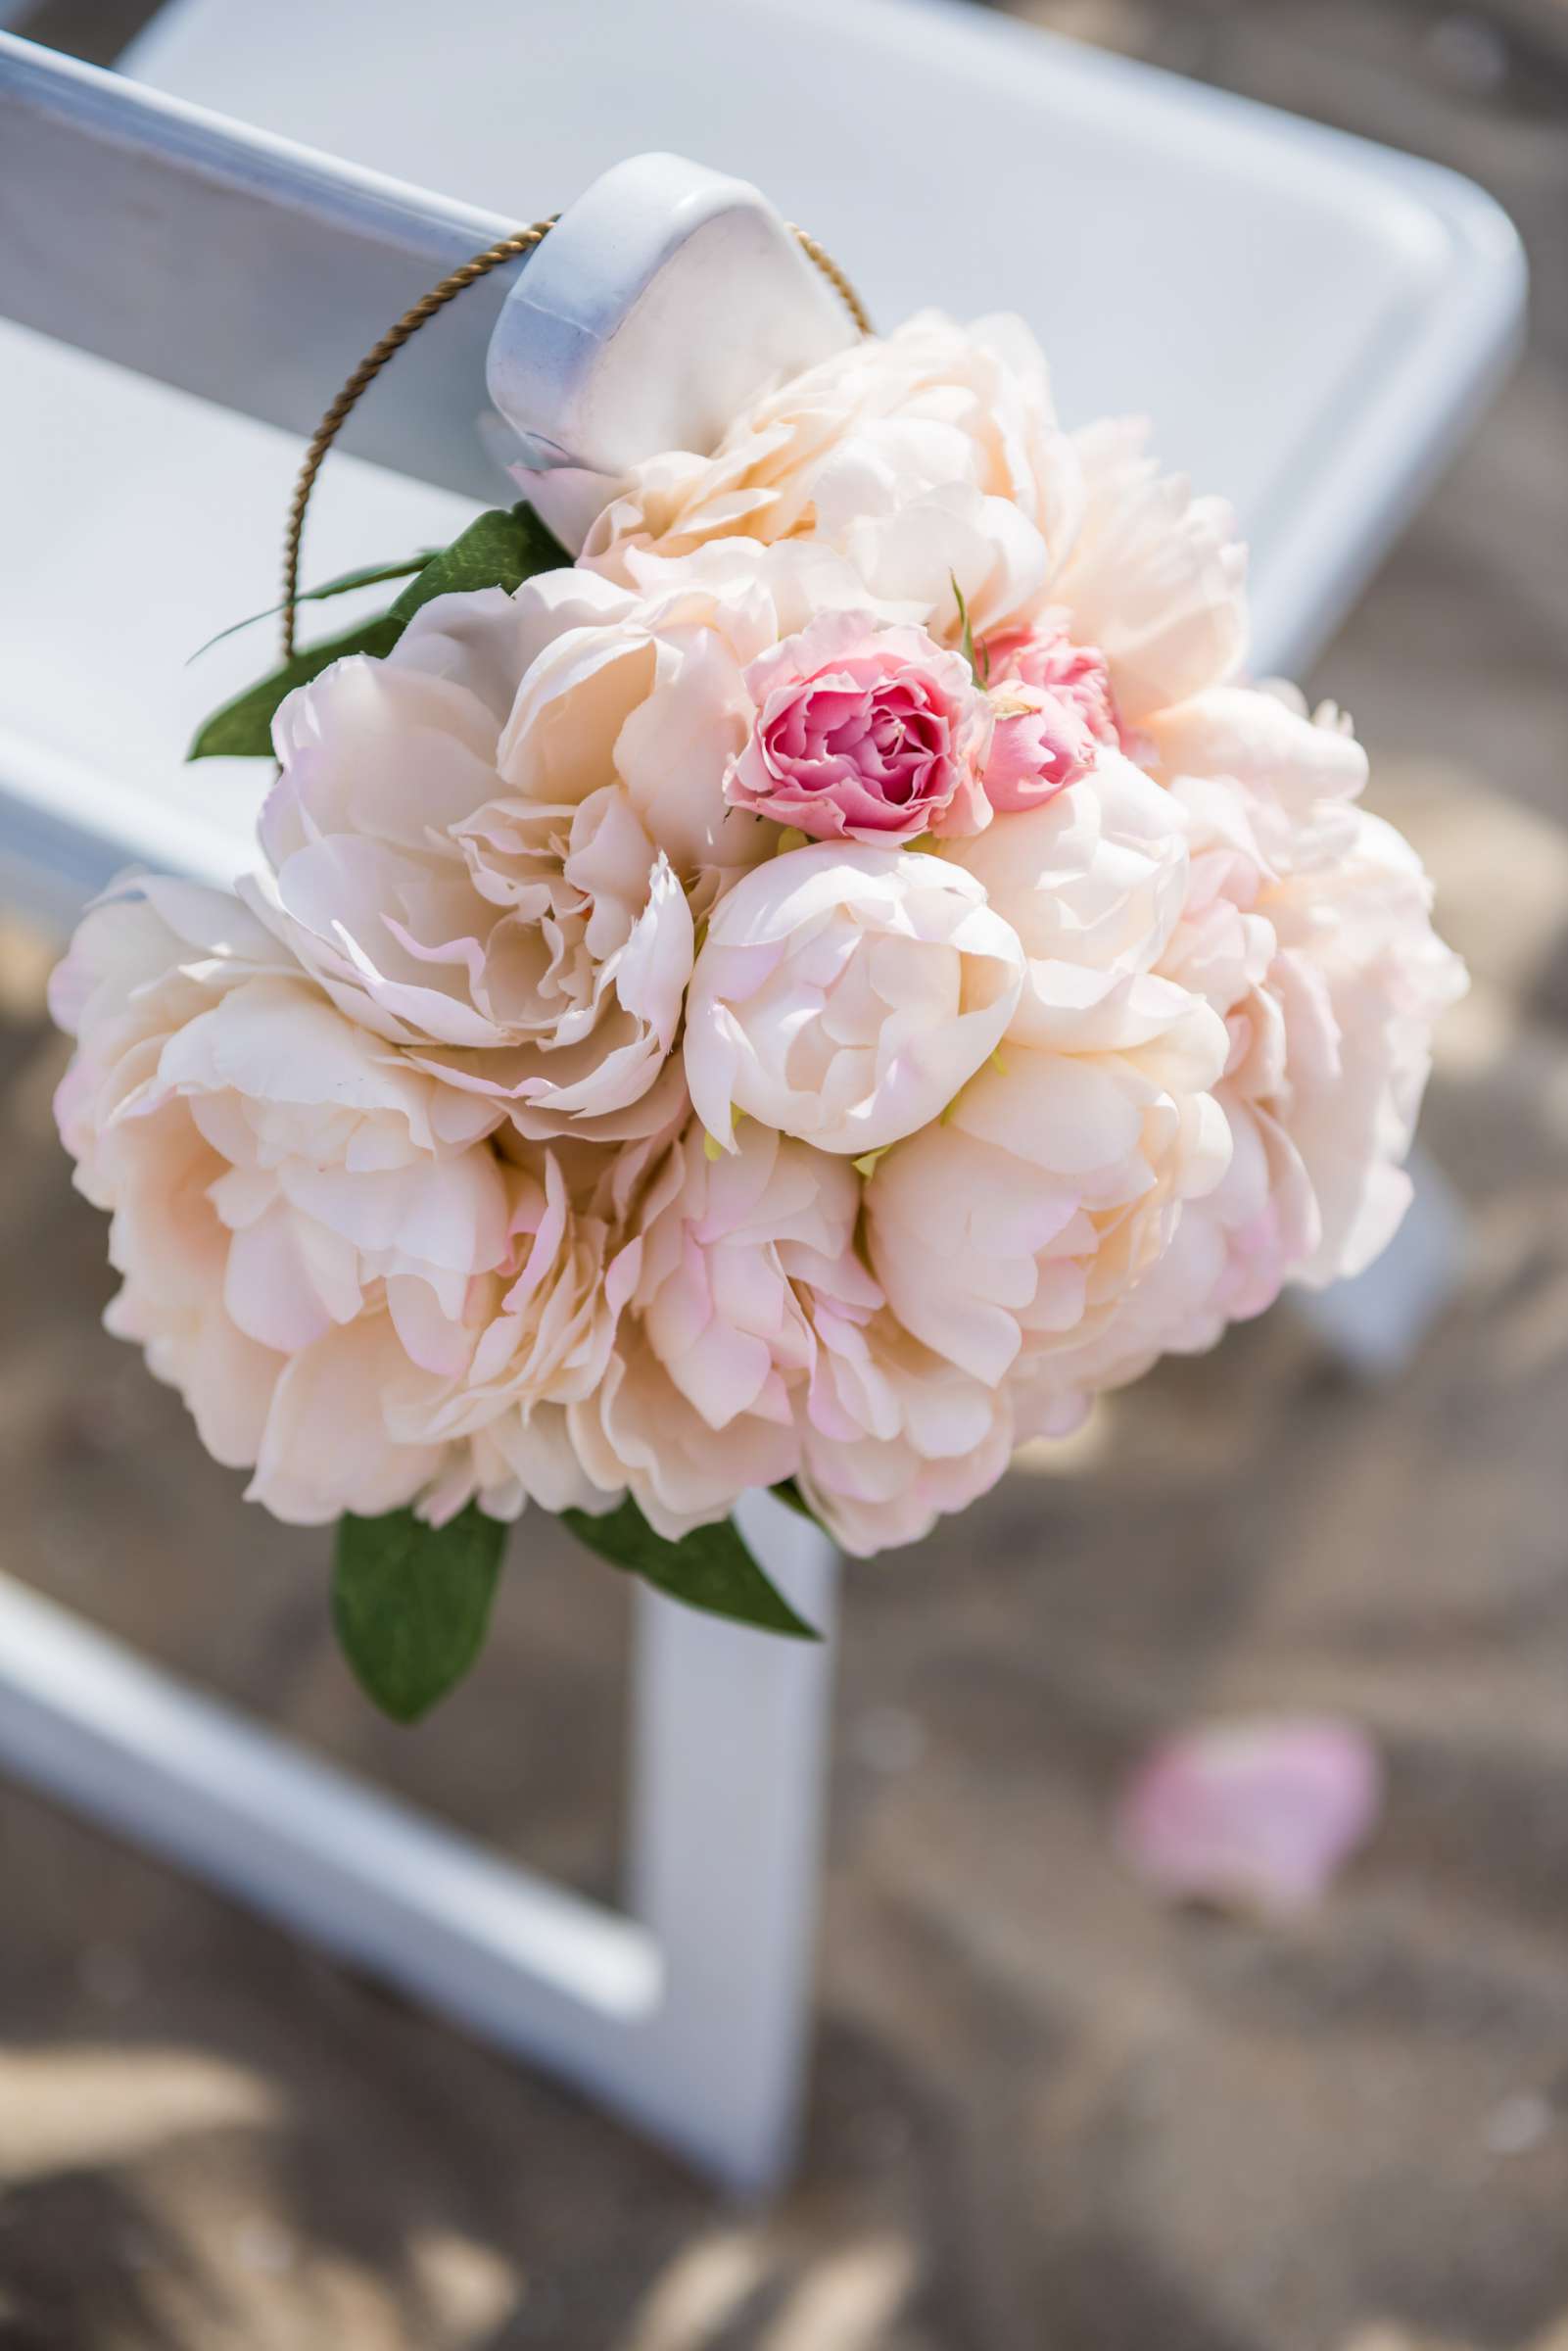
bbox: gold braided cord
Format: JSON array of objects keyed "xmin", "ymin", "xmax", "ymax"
[
  {"xmin": 787, "ymin": 226, "xmax": 872, "ymax": 337},
  {"xmin": 280, "ymin": 220, "xmax": 872, "ymax": 662},
  {"xmin": 280, "ymin": 223, "xmax": 553, "ymax": 660}
]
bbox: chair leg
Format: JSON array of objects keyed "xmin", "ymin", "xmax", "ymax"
[{"xmin": 625, "ymin": 1488, "xmax": 840, "ymax": 2191}]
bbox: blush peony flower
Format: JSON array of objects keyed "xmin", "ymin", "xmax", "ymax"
[
  {"xmin": 683, "ymin": 842, "xmax": 1024, "ymax": 1157},
  {"xmin": 794, "ymin": 1302, "xmax": 1017, "ymax": 1558},
  {"xmin": 865, "ymin": 754, "xmax": 1232, "ymax": 1389},
  {"xmin": 1007, "ymin": 686, "xmax": 1466, "ymax": 1418},
  {"xmin": 1048, "ymin": 417, "xmax": 1248, "ymax": 724},
  {"xmin": 585, "ymin": 309, "xmax": 1079, "ymax": 584},
  {"xmin": 586, "ymin": 313, "xmax": 1084, "ymax": 658},
  {"xmin": 956, "ymin": 746, "xmax": 1194, "ymax": 999},
  {"xmin": 568, "ymin": 1119, "xmax": 1015, "ymax": 1554},
  {"xmin": 377, "ymin": 1140, "xmax": 662, "ymax": 1526},
  {"xmin": 1172, "ymin": 692, "xmax": 1457, "ymax": 1343},
  {"xmin": 868, "ymin": 1011, "xmax": 1231, "ymax": 1410},
  {"xmin": 49, "ymin": 876, "xmax": 546, "ymax": 1525},
  {"xmin": 727, "ymin": 610, "xmax": 989, "ymax": 842},
  {"xmin": 837, "ymin": 408, "xmax": 1249, "ymax": 722},
  {"xmin": 978, "ymin": 616, "xmax": 1119, "ymax": 812},
  {"xmin": 569, "ymin": 1121, "xmax": 863, "ymax": 1534},
  {"xmin": 251, "ymin": 578, "xmax": 698, "ymax": 1142}
]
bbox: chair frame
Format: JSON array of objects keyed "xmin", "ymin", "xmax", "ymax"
[{"xmin": 0, "ymin": 21, "xmax": 1525, "ymax": 2187}]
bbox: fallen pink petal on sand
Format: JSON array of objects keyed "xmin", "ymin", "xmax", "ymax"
[{"xmin": 1115, "ymin": 1716, "xmax": 1384, "ymax": 1917}]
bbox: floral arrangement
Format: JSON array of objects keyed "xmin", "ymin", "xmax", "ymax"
[{"xmin": 49, "ymin": 311, "xmax": 1464, "ymax": 1715}]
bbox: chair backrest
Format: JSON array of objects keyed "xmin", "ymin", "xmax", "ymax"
[
  {"xmin": 113, "ymin": 0, "xmax": 1527, "ymax": 667},
  {"xmin": 0, "ymin": 6, "xmax": 1524, "ymax": 923}
]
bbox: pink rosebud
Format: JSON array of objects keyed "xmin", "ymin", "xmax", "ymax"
[
  {"xmin": 727, "ymin": 611, "xmax": 990, "ymax": 844},
  {"xmin": 980, "ymin": 619, "xmax": 1119, "ymax": 813},
  {"xmin": 1115, "ymin": 1715, "xmax": 1383, "ymax": 1917}
]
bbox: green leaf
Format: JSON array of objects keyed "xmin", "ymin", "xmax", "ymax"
[
  {"xmin": 562, "ymin": 1498, "xmax": 822, "ymax": 1640},
  {"xmin": 188, "ymin": 611, "xmax": 405, "ymax": 758},
  {"xmin": 333, "ymin": 1503, "xmax": 507, "ymax": 1722},
  {"xmin": 188, "ymin": 552, "xmax": 437, "ymax": 661},
  {"xmin": 188, "ymin": 502, "xmax": 570, "ymax": 760},
  {"xmin": 386, "ymin": 502, "xmax": 568, "ymax": 621}
]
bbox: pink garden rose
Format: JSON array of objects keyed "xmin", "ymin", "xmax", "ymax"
[
  {"xmin": 726, "ymin": 610, "xmax": 989, "ymax": 841},
  {"xmin": 979, "ymin": 618, "xmax": 1119, "ymax": 813}
]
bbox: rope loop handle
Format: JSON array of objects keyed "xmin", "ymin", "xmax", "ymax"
[{"xmin": 280, "ymin": 218, "xmax": 871, "ymax": 660}]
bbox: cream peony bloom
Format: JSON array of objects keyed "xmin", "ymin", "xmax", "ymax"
[
  {"xmin": 1026, "ymin": 687, "xmax": 1467, "ymax": 1403},
  {"xmin": 252, "ymin": 576, "xmax": 708, "ymax": 1142},
  {"xmin": 795, "ymin": 1303, "xmax": 1017, "ymax": 1558},
  {"xmin": 1048, "ymin": 418, "xmax": 1249, "ymax": 724},
  {"xmin": 865, "ymin": 753, "xmax": 1232, "ymax": 1389},
  {"xmin": 49, "ymin": 875, "xmax": 614, "ymax": 1526},
  {"xmin": 379, "ymin": 1138, "xmax": 665, "ymax": 1526},
  {"xmin": 683, "ymin": 841, "xmax": 1025, "ymax": 1157},
  {"xmin": 586, "ymin": 310, "xmax": 1076, "ymax": 565},
  {"xmin": 1166, "ymin": 685, "xmax": 1469, "ymax": 1300},
  {"xmin": 586, "ymin": 311, "xmax": 1080, "ymax": 646},
  {"xmin": 568, "ymin": 1119, "xmax": 1015, "ymax": 1555},
  {"xmin": 569, "ymin": 1122, "xmax": 858, "ymax": 1535}
]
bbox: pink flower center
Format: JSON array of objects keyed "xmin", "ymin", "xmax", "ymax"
[
  {"xmin": 774, "ymin": 669, "xmax": 946, "ymax": 809},
  {"xmin": 726, "ymin": 614, "xmax": 990, "ymax": 844}
]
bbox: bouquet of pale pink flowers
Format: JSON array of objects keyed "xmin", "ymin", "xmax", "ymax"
[{"xmin": 50, "ymin": 312, "xmax": 1464, "ymax": 1714}]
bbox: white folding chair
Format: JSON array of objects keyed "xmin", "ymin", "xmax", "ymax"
[{"xmin": 0, "ymin": 0, "xmax": 1524, "ymax": 2190}]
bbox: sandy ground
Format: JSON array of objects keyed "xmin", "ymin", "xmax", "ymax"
[{"xmin": 4, "ymin": 1, "xmax": 1568, "ymax": 2345}]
